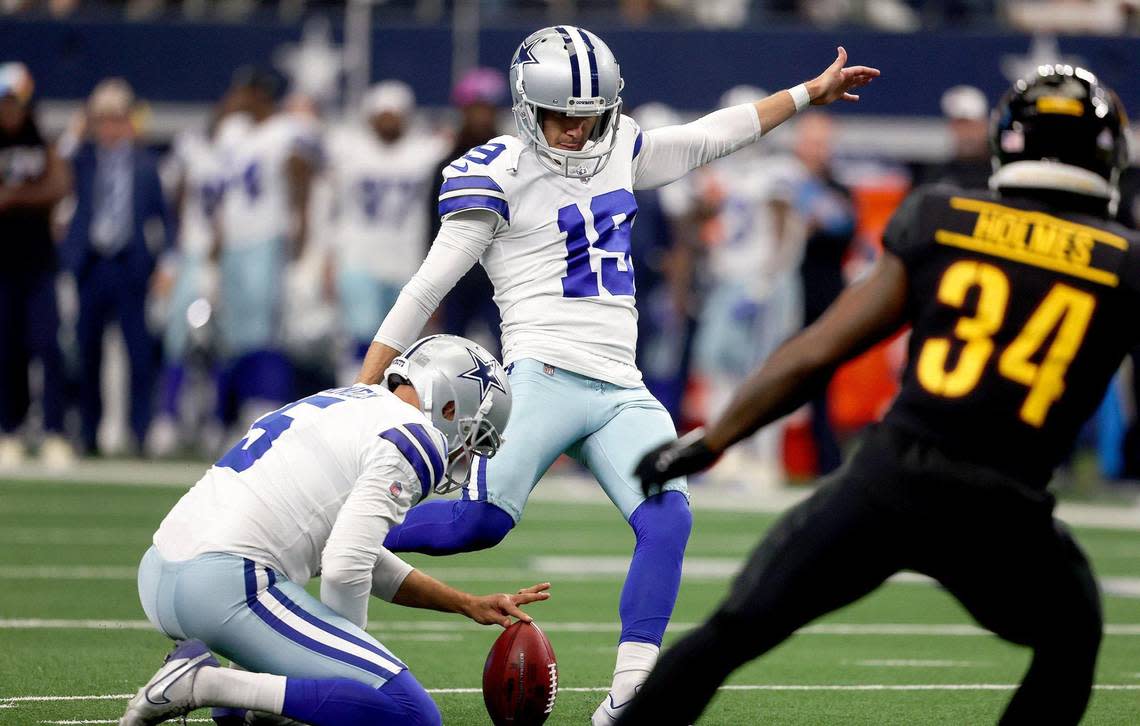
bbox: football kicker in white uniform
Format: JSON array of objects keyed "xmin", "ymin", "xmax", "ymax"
[
  {"xmin": 121, "ymin": 335, "xmax": 549, "ymax": 726},
  {"xmin": 357, "ymin": 25, "xmax": 879, "ymax": 725}
]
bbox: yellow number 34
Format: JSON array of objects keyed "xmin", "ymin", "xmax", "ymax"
[{"xmin": 917, "ymin": 260, "xmax": 1096, "ymax": 428}]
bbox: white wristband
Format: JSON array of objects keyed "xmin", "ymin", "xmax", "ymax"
[{"xmin": 789, "ymin": 83, "xmax": 811, "ymax": 112}]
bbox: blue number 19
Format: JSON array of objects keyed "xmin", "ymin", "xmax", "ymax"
[{"xmin": 560, "ymin": 189, "xmax": 638, "ymax": 298}]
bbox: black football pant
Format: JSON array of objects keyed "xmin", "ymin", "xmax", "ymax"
[{"xmin": 617, "ymin": 424, "xmax": 1102, "ymax": 725}]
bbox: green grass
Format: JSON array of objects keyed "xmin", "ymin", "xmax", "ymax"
[{"xmin": 1, "ymin": 479, "xmax": 1138, "ymax": 724}]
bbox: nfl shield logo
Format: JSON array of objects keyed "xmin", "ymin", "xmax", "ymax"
[{"xmin": 389, "ymin": 481, "xmax": 403, "ymax": 497}]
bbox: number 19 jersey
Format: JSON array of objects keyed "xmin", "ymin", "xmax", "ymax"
[
  {"xmin": 438, "ymin": 118, "xmax": 644, "ymax": 387},
  {"xmin": 882, "ymin": 185, "xmax": 1140, "ymax": 487}
]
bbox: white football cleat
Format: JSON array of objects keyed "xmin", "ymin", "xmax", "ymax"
[
  {"xmin": 591, "ymin": 690, "xmax": 633, "ymax": 726},
  {"xmin": 120, "ymin": 639, "xmax": 219, "ymax": 725}
]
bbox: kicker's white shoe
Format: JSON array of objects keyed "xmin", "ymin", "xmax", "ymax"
[
  {"xmin": 120, "ymin": 639, "xmax": 219, "ymax": 725},
  {"xmin": 591, "ymin": 688, "xmax": 637, "ymax": 726}
]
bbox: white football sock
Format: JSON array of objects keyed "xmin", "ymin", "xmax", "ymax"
[
  {"xmin": 609, "ymin": 641, "xmax": 659, "ymax": 702},
  {"xmin": 194, "ymin": 666, "xmax": 287, "ymax": 714}
]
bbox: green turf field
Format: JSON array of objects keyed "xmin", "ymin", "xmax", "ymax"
[{"xmin": 1, "ymin": 478, "xmax": 1138, "ymax": 724}]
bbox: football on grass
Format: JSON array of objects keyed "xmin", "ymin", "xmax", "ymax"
[{"xmin": 483, "ymin": 620, "xmax": 558, "ymax": 725}]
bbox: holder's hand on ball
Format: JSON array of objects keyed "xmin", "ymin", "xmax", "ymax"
[{"xmin": 464, "ymin": 582, "xmax": 552, "ymax": 627}]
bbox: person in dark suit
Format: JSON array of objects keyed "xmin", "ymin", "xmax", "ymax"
[
  {"xmin": 0, "ymin": 62, "xmax": 73, "ymax": 468},
  {"xmin": 61, "ymin": 78, "xmax": 173, "ymax": 454}
]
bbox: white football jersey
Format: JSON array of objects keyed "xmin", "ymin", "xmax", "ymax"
[
  {"xmin": 153, "ymin": 384, "xmax": 448, "ymax": 587},
  {"xmin": 170, "ymin": 130, "xmax": 225, "ymax": 258},
  {"xmin": 438, "ymin": 117, "xmax": 647, "ymax": 387},
  {"xmin": 326, "ymin": 125, "xmax": 447, "ymax": 284},
  {"xmin": 219, "ymin": 113, "xmax": 321, "ymax": 247}
]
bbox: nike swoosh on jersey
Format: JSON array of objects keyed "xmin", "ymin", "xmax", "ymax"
[
  {"xmin": 144, "ymin": 652, "xmax": 212, "ymax": 705},
  {"xmin": 449, "ymin": 161, "xmax": 469, "ymax": 172}
]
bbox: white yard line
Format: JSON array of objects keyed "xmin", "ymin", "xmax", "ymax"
[
  {"xmin": 5, "ymin": 561, "xmax": 1138, "ymax": 599},
  {"xmin": 3, "ymin": 618, "xmax": 1140, "ymax": 637},
  {"xmin": 854, "ymin": 659, "xmax": 980, "ymax": 667},
  {"xmin": 0, "ymin": 528, "xmax": 154, "ymax": 545},
  {"xmin": 3, "ymin": 465, "xmax": 1138, "ymax": 529},
  {"xmin": 15, "ymin": 684, "xmax": 1140, "ymax": 724},
  {"xmin": 13, "ymin": 682, "xmax": 1140, "ymax": 706}
]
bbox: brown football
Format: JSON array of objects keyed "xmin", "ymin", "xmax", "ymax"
[{"xmin": 482, "ymin": 620, "xmax": 558, "ymax": 725}]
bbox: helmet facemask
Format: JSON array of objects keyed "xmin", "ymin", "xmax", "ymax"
[
  {"xmin": 384, "ymin": 334, "xmax": 513, "ymax": 497},
  {"xmin": 513, "ymin": 88, "xmax": 623, "ymax": 179},
  {"xmin": 439, "ymin": 396, "xmax": 505, "ymax": 494},
  {"xmin": 509, "ymin": 26, "xmax": 625, "ymax": 180}
]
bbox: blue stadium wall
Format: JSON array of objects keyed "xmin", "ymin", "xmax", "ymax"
[{"xmin": 1, "ymin": 20, "xmax": 1138, "ymax": 114}]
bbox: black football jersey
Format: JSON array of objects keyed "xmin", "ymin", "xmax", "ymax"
[{"xmin": 881, "ymin": 185, "xmax": 1140, "ymax": 487}]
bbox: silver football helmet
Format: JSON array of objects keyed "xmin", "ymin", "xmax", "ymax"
[
  {"xmin": 509, "ymin": 25, "xmax": 624, "ymax": 178},
  {"xmin": 384, "ymin": 335, "xmax": 512, "ymax": 494}
]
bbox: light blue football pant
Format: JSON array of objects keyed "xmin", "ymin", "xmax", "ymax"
[
  {"xmin": 218, "ymin": 239, "xmax": 284, "ymax": 356},
  {"xmin": 338, "ymin": 270, "xmax": 402, "ymax": 346},
  {"xmin": 463, "ymin": 358, "xmax": 688, "ymax": 522},
  {"xmin": 137, "ymin": 546, "xmax": 405, "ymax": 688}
]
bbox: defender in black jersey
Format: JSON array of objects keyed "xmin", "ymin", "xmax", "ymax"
[{"xmin": 617, "ymin": 67, "xmax": 1137, "ymax": 726}]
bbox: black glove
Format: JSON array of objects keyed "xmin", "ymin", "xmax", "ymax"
[{"xmin": 635, "ymin": 428, "xmax": 720, "ymax": 497}]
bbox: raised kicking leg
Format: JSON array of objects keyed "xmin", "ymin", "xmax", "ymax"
[{"xmin": 384, "ymin": 360, "xmax": 586, "ymax": 555}]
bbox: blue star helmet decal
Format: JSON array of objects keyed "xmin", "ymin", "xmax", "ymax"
[
  {"xmin": 458, "ymin": 347, "xmax": 508, "ymax": 400},
  {"xmin": 513, "ymin": 38, "xmax": 540, "ymax": 69}
]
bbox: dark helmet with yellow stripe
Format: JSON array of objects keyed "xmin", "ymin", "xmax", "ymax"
[{"xmin": 991, "ymin": 65, "xmax": 1129, "ymax": 190}]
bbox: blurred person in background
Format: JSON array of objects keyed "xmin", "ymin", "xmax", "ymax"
[
  {"xmin": 213, "ymin": 67, "xmax": 320, "ymax": 434},
  {"xmin": 278, "ymin": 90, "xmax": 341, "ymax": 399},
  {"xmin": 916, "ymin": 84, "xmax": 991, "ymax": 189},
  {"xmin": 1005, "ymin": 0, "xmax": 1133, "ymax": 35},
  {"xmin": 625, "ymin": 64, "xmax": 1135, "ymax": 726},
  {"xmin": 693, "ymin": 86, "xmax": 806, "ymax": 486},
  {"xmin": 325, "ymin": 80, "xmax": 447, "ymax": 381},
  {"xmin": 629, "ymin": 102, "xmax": 702, "ymax": 425},
  {"xmin": 146, "ymin": 99, "xmax": 237, "ymax": 457},
  {"xmin": 793, "ymin": 110, "xmax": 855, "ymax": 475},
  {"xmin": 427, "ymin": 67, "xmax": 507, "ymax": 357},
  {"xmin": 0, "ymin": 62, "xmax": 73, "ymax": 468},
  {"xmin": 61, "ymin": 77, "xmax": 172, "ymax": 456}
]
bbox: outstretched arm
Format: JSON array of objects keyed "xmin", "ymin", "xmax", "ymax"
[
  {"xmin": 392, "ymin": 572, "xmax": 551, "ymax": 628},
  {"xmin": 356, "ymin": 209, "xmax": 498, "ymax": 384},
  {"xmin": 636, "ymin": 251, "xmax": 909, "ymax": 489},
  {"xmin": 633, "ymin": 47, "xmax": 879, "ymax": 190}
]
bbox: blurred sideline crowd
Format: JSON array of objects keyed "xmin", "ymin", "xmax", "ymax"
[
  {"xmin": 1, "ymin": 60, "xmax": 1137, "ymax": 486},
  {"xmin": 4, "ymin": 0, "xmax": 1140, "ymax": 35}
]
